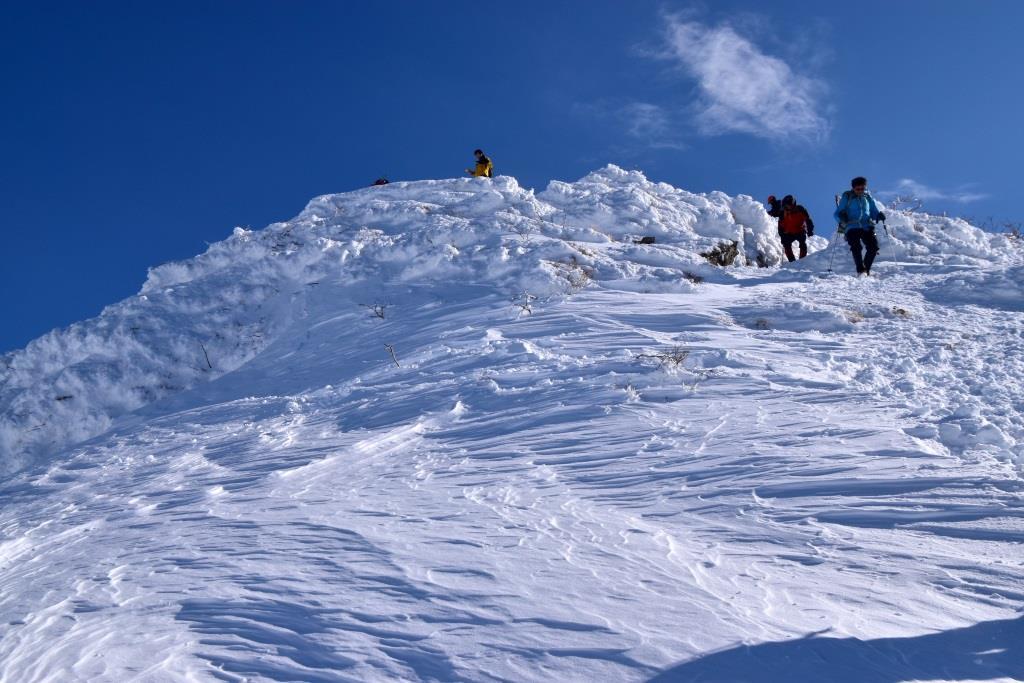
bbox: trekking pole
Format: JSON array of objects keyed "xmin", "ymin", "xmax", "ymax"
[
  {"xmin": 882, "ymin": 219, "xmax": 898, "ymax": 270},
  {"xmin": 827, "ymin": 194, "xmax": 842, "ymax": 273},
  {"xmin": 827, "ymin": 229, "xmax": 841, "ymax": 272}
]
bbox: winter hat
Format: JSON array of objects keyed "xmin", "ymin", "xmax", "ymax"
[
  {"xmin": 782, "ymin": 195, "xmax": 795, "ymax": 206},
  {"xmin": 851, "ymin": 176, "xmax": 867, "ymax": 188}
]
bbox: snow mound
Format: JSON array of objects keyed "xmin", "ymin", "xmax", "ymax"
[
  {"xmin": 538, "ymin": 165, "xmax": 784, "ymax": 266},
  {"xmin": 923, "ymin": 264, "xmax": 1024, "ymax": 311},
  {"xmin": 883, "ymin": 211, "xmax": 1017, "ymax": 266}
]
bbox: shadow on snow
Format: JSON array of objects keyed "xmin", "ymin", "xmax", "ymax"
[{"xmin": 648, "ymin": 614, "xmax": 1023, "ymax": 683}]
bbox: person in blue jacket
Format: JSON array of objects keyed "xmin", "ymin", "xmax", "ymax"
[{"xmin": 834, "ymin": 176, "xmax": 886, "ymax": 276}]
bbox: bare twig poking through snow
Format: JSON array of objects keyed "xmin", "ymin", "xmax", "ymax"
[
  {"xmin": 572, "ymin": 243, "xmax": 598, "ymax": 258},
  {"xmin": 552, "ymin": 256, "xmax": 594, "ymax": 293},
  {"xmin": 637, "ymin": 345, "xmax": 690, "ymax": 370},
  {"xmin": 683, "ymin": 271, "xmax": 704, "ymax": 284},
  {"xmin": 384, "ymin": 343, "xmax": 400, "ymax": 367},
  {"xmin": 512, "ymin": 292, "xmax": 537, "ymax": 316},
  {"xmin": 700, "ymin": 241, "xmax": 740, "ymax": 267},
  {"xmin": 508, "ymin": 220, "xmax": 535, "ymax": 243},
  {"xmin": 889, "ymin": 194, "xmax": 924, "ymax": 213},
  {"xmin": 200, "ymin": 343, "xmax": 213, "ymax": 370},
  {"xmin": 361, "ymin": 303, "xmax": 388, "ymax": 319}
]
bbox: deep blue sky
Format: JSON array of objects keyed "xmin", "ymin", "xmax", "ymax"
[{"xmin": 2, "ymin": 1, "xmax": 1022, "ymax": 353}]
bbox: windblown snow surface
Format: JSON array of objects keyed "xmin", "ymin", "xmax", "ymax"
[{"xmin": 1, "ymin": 166, "xmax": 1022, "ymax": 682}]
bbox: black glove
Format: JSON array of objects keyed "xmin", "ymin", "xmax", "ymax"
[
  {"xmin": 877, "ymin": 211, "xmax": 886, "ymax": 221},
  {"xmin": 806, "ymin": 225, "xmax": 814, "ymax": 236}
]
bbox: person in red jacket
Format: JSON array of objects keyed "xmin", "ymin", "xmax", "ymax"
[{"xmin": 767, "ymin": 194, "xmax": 815, "ymax": 262}]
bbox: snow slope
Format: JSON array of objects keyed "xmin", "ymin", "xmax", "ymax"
[{"xmin": 0, "ymin": 167, "xmax": 1022, "ymax": 682}]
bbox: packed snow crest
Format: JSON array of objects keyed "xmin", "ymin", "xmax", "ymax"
[{"xmin": 2, "ymin": 166, "xmax": 1024, "ymax": 682}]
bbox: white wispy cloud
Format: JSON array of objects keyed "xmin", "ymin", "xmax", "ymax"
[
  {"xmin": 888, "ymin": 178, "xmax": 989, "ymax": 204},
  {"xmin": 621, "ymin": 102, "xmax": 687, "ymax": 150},
  {"xmin": 661, "ymin": 16, "xmax": 830, "ymax": 143},
  {"xmin": 572, "ymin": 100, "xmax": 687, "ymax": 150}
]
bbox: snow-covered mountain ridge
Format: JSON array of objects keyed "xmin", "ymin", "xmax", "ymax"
[
  {"xmin": 1, "ymin": 166, "xmax": 1022, "ymax": 682},
  {"xmin": 2, "ymin": 166, "xmax": 1017, "ymax": 477},
  {"xmin": 0, "ymin": 166, "xmax": 793, "ymax": 475}
]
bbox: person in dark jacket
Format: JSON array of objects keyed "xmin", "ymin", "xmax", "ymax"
[
  {"xmin": 466, "ymin": 149, "xmax": 493, "ymax": 178},
  {"xmin": 834, "ymin": 176, "xmax": 886, "ymax": 276},
  {"xmin": 767, "ymin": 194, "xmax": 815, "ymax": 261}
]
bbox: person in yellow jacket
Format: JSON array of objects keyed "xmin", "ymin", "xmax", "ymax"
[{"xmin": 466, "ymin": 149, "xmax": 493, "ymax": 178}]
